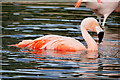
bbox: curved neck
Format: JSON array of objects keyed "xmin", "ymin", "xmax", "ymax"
[{"xmin": 81, "ymin": 26, "xmax": 98, "ymax": 51}]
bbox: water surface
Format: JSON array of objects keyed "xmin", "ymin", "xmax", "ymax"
[{"xmin": 2, "ymin": 2, "xmax": 120, "ymax": 80}]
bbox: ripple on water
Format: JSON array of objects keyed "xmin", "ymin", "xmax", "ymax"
[
  {"xmin": 26, "ymin": 6, "xmax": 61, "ymax": 9},
  {"xmin": 23, "ymin": 18, "xmax": 81, "ymax": 22},
  {"xmin": 64, "ymin": 7, "xmax": 91, "ymax": 11}
]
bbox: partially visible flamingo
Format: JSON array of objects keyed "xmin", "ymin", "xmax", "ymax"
[
  {"xmin": 9, "ymin": 18, "xmax": 104, "ymax": 52},
  {"xmin": 114, "ymin": 3, "xmax": 120, "ymax": 12},
  {"xmin": 75, "ymin": 0, "xmax": 120, "ymax": 27}
]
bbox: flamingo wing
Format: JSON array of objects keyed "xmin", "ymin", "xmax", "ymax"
[
  {"xmin": 46, "ymin": 38, "xmax": 86, "ymax": 51},
  {"xmin": 9, "ymin": 35, "xmax": 86, "ymax": 51}
]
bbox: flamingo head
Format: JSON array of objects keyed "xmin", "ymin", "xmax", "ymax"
[
  {"xmin": 81, "ymin": 17, "xmax": 104, "ymax": 44},
  {"xmin": 75, "ymin": 0, "xmax": 102, "ymax": 8}
]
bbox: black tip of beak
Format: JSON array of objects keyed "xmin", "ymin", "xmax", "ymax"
[{"xmin": 98, "ymin": 31, "xmax": 104, "ymax": 44}]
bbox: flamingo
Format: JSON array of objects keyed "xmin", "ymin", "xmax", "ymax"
[
  {"xmin": 9, "ymin": 18, "xmax": 104, "ymax": 52},
  {"xmin": 75, "ymin": 0, "xmax": 120, "ymax": 27},
  {"xmin": 114, "ymin": 3, "xmax": 120, "ymax": 12}
]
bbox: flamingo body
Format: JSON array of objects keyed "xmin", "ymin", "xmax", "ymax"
[{"xmin": 10, "ymin": 35, "xmax": 86, "ymax": 51}]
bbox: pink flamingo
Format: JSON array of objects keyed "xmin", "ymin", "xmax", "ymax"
[
  {"xmin": 9, "ymin": 18, "xmax": 104, "ymax": 52},
  {"xmin": 114, "ymin": 3, "xmax": 120, "ymax": 12},
  {"xmin": 75, "ymin": 0, "xmax": 120, "ymax": 27}
]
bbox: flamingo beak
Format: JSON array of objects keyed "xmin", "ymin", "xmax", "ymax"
[
  {"xmin": 98, "ymin": 31, "xmax": 104, "ymax": 44},
  {"xmin": 96, "ymin": 26, "xmax": 104, "ymax": 44},
  {"xmin": 75, "ymin": 0, "xmax": 83, "ymax": 8}
]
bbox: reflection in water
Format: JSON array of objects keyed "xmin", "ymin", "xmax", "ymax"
[
  {"xmin": 22, "ymin": 49, "xmax": 98, "ymax": 59},
  {"xmin": 2, "ymin": 2, "xmax": 120, "ymax": 80}
]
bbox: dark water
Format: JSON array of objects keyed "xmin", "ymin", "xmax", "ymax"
[{"xmin": 2, "ymin": 2, "xmax": 120, "ymax": 80}]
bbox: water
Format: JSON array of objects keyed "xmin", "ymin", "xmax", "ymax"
[{"xmin": 2, "ymin": 2, "xmax": 120, "ymax": 80}]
